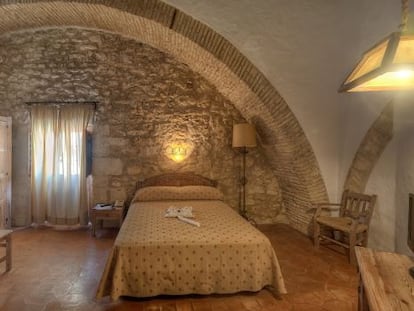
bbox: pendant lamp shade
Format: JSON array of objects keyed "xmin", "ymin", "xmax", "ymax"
[
  {"xmin": 339, "ymin": 0, "xmax": 414, "ymax": 92},
  {"xmin": 339, "ymin": 32, "xmax": 414, "ymax": 92}
]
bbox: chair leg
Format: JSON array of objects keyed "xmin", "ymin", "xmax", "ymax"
[
  {"xmin": 313, "ymin": 221, "xmax": 320, "ymax": 249},
  {"xmin": 6, "ymin": 234, "xmax": 11, "ymax": 272},
  {"xmin": 349, "ymin": 232, "xmax": 357, "ymax": 265},
  {"xmin": 361, "ymin": 231, "xmax": 368, "ymax": 247}
]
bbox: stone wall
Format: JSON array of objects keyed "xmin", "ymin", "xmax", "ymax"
[
  {"xmin": 0, "ymin": 27, "xmax": 285, "ymax": 226},
  {"xmin": 0, "ymin": 0, "xmax": 329, "ymax": 235}
]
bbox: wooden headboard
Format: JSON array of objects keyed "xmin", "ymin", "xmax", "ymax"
[{"xmin": 136, "ymin": 173, "xmax": 218, "ymax": 189}]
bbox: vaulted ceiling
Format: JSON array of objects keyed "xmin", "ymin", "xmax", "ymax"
[{"xmin": 0, "ymin": 0, "xmax": 328, "ymax": 233}]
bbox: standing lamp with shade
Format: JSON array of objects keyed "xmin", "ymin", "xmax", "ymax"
[{"xmin": 232, "ymin": 123, "xmax": 257, "ymax": 219}]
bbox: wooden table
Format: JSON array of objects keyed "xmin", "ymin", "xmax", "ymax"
[
  {"xmin": 91, "ymin": 206, "xmax": 124, "ymax": 237},
  {"xmin": 355, "ymin": 246, "xmax": 414, "ymax": 311},
  {"xmin": 0, "ymin": 229, "xmax": 12, "ymax": 272}
]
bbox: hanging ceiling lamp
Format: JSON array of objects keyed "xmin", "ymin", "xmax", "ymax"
[{"xmin": 339, "ymin": 0, "xmax": 414, "ymax": 92}]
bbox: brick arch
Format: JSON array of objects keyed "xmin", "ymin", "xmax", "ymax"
[
  {"xmin": 344, "ymin": 102, "xmax": 394, "ymax": 193},
  {"xmin": 0, "ymin": 0, "xmax": 328, "ymax": 233}
]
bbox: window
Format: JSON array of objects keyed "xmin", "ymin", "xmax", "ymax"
[{"xmin": 30, "ymin": 105, "xmax": 93, "ymax": 225}]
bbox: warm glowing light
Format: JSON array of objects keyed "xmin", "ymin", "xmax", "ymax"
[
  {"xmin": 170, "ymin": 146, "xmax": 187, "ymax": 163},
  {"xmin": 165, "ymin": 141, "xmax": 192, "ymax": 163},
  {"xmin": 350, "ymin": 69, "xmax": 414, "ymax": 92},
  {"xmin": 395, "ymin": 69, "xmax": 414, "ymax": 78}
]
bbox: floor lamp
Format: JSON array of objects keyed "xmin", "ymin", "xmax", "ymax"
[{"xmin": 232, "ymin": 123, "xmax": 257, "ymax": 219}]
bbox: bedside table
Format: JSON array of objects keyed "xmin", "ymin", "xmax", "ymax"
[{"xmin": 91, "ymin": 205, "xmax": 124, "ymax": 237}]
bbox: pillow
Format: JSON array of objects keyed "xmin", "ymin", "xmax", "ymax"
[{"xmin": 132, "ymin": 185, "xmax": 224, "ymax": 202}]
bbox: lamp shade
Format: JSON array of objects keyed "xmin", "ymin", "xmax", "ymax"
[
  {"xmin": 339, "ymin": 32, "xmax": 414, "ymax": 92},
  {"xmin": 232, "ymin": 123, "xmax": 257, "ymax": 148}
]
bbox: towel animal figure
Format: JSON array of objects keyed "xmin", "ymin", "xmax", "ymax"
[
  {"xmin": 164, "ymin": 206, "xmax": 200, "ymax": 227},
  {"xmin": 165, "ymin": 206, "xmax": 193, "ymax": 218}
]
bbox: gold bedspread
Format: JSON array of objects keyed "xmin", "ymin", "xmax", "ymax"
[{"xmin": 96, "ymin": 200, "xmax": 286, "ymax": 299}]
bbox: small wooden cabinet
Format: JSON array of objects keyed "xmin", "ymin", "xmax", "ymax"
[{"xmin": 91, "ymin": 205, "xmax": 124, "ymax": 237}]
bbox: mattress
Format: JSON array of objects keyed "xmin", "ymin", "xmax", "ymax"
[{"xmin": 96, "ymin": 199, "xmax": 286, "ymax": 299}]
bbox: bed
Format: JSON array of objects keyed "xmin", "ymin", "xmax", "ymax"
[{"xmin": 96, "ymin": 173, "xmax": 286, "ymax": 300}]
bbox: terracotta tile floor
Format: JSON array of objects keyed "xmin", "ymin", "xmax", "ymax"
[{"xmin": 0, "ymin": 224, "xmax": 358, "ymax": 310}]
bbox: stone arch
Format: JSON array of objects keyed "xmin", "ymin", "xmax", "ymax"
[{"xmin": 0, "ymin": 0, "xmax": 328, "ymax": 233}]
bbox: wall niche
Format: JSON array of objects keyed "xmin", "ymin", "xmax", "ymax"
[{"xmin": 0, "ymin": 27, "xmax": 285, "ymax": 225}]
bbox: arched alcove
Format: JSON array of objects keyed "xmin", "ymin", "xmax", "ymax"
[{"xmin": 0, "ymin": 0, "xmax": 328, "ymax": 233}]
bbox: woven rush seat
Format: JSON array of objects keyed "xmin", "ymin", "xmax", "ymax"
[{"xmin": 316, "ymin": 216, "xmax": 368, "ymax": 233}]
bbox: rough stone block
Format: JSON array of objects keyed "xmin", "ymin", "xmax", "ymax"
[
  {"xmin": 92, "ymin": 176, "xmax": 109, "ymax": 188},
  {"xmin": 93, "ymin": 188, "xmax": 109, "ymax": 204},
  {"xmin": 93, "ymin": 157, "xmax": 123, "ymax": 175},
  {"xmin": 110, "ymin": 188, "xmax": 127, "ymax": 201},
  {"xmin": 127, "ymin": 165, "xmax": 142, "ymax": 175}
]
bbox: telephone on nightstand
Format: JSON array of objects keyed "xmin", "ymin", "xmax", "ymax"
[{"xmin": 114, "ymin": 200, "xmax": 125, "ymax": 209}]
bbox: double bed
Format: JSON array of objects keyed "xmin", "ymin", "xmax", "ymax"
[{"xmin": 96, "ymin": 173, "xmax": 286, "ymax": 299}]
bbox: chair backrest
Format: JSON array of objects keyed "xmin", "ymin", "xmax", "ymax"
[{"xmin": 340, "ymin": 190, "xmax": 377, "ymax": 225}]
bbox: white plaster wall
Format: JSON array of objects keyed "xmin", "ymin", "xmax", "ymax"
[
  {"xmin": 340, "ymin": 1, "xmax": 414, "ymax": 255},
  {"xmin": 365, "ymin": 93, "xmax": 414, "ymax": 256},
  {"xmin": 365, "ymin": 141, "xmax": 396, "ymax": 252},
  {"xmin": 393, "ymin": 94, "xmax": 414, "ymax": 256},
  {"xmin": 162, "ymin": 0, "xmax": 406, "ymax": 203},
  {"xmin": 337, "ymin": 0, "xmax": 398, "ymax": 191},
  {"xmin": 163, "ymin": 0, "xmax": 414, "ymax": 252},
  {"xmin": 163, "ymin": 0, "xmax": 348, "ymax": 201}
]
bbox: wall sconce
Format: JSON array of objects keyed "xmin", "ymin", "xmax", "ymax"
[
  {"xmin": 166, "ymin": 142, "xmax": 189, "ymax": 163},
  {"xmin": 170, "ymin": 146, "xmax": 187, "ymax": 163},
  {"xmin": 232, "ymin": 123, "xmax": 257, "ymax": 219}
]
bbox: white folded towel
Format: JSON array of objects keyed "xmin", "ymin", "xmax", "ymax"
[
  {"xmin": 165, "ymin": 206, "xmax": 193, "ymax": 218},
  {"xmin": 177, "ymin": 215, "xmax": 200, "ymax": 227}
]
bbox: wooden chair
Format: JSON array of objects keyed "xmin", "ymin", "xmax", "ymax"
[
  {"xmin": 312, "ymin": 190, "xmax": 377, "ymax": 265},
  {"xmin": 0, "ymin": 230, "xmax": 12, "ymax": 272}
]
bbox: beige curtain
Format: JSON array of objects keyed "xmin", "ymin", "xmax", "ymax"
[{"xmin": 31, "ymin": 105, "xmax": 93, "ymax": 226}]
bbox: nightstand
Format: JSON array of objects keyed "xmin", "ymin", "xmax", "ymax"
[{"xmin": 91, "ymin": 205, "xmax": 124, "ymax": 237}]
